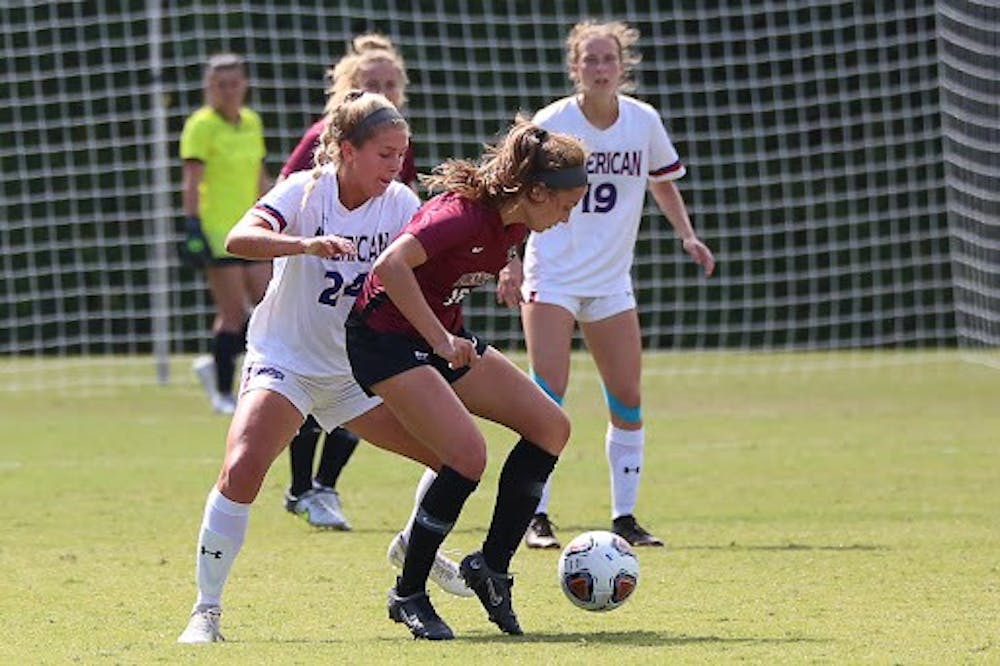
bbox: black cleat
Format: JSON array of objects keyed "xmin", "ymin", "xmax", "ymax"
[
  {"xmin": 459, "ymin": 551, "xmax": 523, "ymax": 635},
  {"xmin": 524, "ymin": 512, "xmax": 561, "ymax": 549},
  {"xmin": 612, "ymin": 514, "xmax": 665, "ymax": 547},
  {"xmin": 387, "ymin": 580, "xmax": 455, "ymax": 640}
]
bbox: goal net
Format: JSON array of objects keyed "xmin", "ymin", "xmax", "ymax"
[
  {"xmin": 1, "ymin": 1, "xmax": 996, "ymax": 391},
  {"xmin": 936, "ymin": 0, "xmax": 1000, "ymax": 366}
]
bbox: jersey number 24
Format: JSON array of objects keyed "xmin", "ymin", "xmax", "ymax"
[{"xmin": 318, "ymin": 270, "xmax": 366, "ymax": 307}]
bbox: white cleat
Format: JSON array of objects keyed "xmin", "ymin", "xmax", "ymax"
[
  {"xmin": 193, "ymin": 355, "xmax": 235, "ymax": 415},
  {"xmin": 192, "ymin": 355, "xmax": 217, "ymax": 400},
  {"xmin": 387, "ymin": 531, "xmax": 474, "ymax": 598},
  {"xmin": 210, "ymin": 393, "xmax": 237, "ymax": 415},
  {"xmin": 177, "ymin": 606, "xmax": 224, "ymax": 644},
  {"xmin": 285, "ymin": 487, "xmax": 351, "ymax": 530}
]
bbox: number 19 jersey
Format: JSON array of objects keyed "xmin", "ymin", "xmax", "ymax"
[
  {"xmin": 246, "ymin": 168, "xmax": 420, "ymax": 376},
  {"xmin": 524, "ymin": 95, "xmax": 686, "ymax": 296}
]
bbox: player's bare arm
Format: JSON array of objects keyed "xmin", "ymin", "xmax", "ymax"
[
  {"xmin": 373, "ymin": 233, "xmax": 478, "ymax": 368},
  {"xmin": 225, "ymin": 214, "xmax": 355, "ymax": 259},
  {"xmin": 648, "ymin": 179, "xmax": 716, "ymax": 277}
]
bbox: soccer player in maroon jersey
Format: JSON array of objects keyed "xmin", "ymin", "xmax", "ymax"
[{"xmin": 346, "ymin": 117, "xmax": 588, "ymax": 639}]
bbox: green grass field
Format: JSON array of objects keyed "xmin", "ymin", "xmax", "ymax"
[{"xmin": 1, "ymin": 352, "xmax": 997, "ymax": 664}]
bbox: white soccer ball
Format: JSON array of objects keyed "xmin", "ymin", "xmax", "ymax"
[{"xmin": 558, "ymin": 530, "xmax": 639, "ymax": 611}]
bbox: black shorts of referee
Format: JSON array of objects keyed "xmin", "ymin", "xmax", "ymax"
[{"xmin": 346, "ymin": 313, "xmax": 490, "ymax": 397}]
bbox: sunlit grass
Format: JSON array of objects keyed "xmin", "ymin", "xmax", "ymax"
[{"xmin": 0, "ymin": 352, "xmax": 997, "ymax": 664}]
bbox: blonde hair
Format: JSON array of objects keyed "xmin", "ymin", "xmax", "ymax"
[
  {"xmin": 204, "ymin": 52, "xmax": 247, "ymax": 79},
  {"xmin": 324, "ymin": 33, "xmax": 409, "ymax": 114},
  {"xmin": 565, "ymin": 20, "xmax": 642, "ymax": 93},
  {"xmin": 202, "ymin": 52, "xmax": 248, "ymax": 103},
  {"xmin": 302, "ymin": 91, "xmax": 409, "ymax": 205},
  {"xmin": 420, "ymin": 115, "xmax": 586, "ymax": 208}
]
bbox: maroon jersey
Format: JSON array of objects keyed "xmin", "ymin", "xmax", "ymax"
[
  {"xmin": 356, "ymin": 192, "xmax": 527, "ymax": 338},
  {"xmin": 279, "ymin": 117, "xmax": 417, "ymax": 184}
]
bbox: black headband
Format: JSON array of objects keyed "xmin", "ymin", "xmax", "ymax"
[
  {"xmin": 345, "ymin": 106, "xmax": 404, "ymax": 144},
  {"xmin": 535, "ymin": 163, "xmax": 589, "ymax": 189}
]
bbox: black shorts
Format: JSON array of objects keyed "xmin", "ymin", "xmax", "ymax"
[{"xmin": 346, "ymin": 315, "xmax": 489, "ymax": 396}]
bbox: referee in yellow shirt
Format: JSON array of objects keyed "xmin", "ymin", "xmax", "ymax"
[{"xmin": 180, "ymin": 53, "xmax": 273, "ymax": 414}]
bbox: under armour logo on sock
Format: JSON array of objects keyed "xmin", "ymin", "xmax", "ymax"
[
  {"xmin": 623, "ymin": 466, "xmax": 641, "ymax": 474},
  {"xmin": 200, "ymin": 546, "xmax": 223, "ymax": 559}
]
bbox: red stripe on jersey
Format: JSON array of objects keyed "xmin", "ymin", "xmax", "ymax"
[
  {"xmin": 649, "ymin": 160, "xmax": 684, "ymax": 177},
  {"xmin": 253, "ymin": 203, "xmax": 287, "ymax": 231}
]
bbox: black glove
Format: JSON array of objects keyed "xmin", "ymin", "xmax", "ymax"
[{"xmin": 178, "ymin": 216, "xmax": 213, "ymax": 268}]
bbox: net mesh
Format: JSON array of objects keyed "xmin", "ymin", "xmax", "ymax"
[
  {"xmin": 0, "ymin": 0, "xmax": 997, "ymax": 390},
  {"xmin": 936, "ymin": 0, "xmax": 1000, "ymax": 366}
]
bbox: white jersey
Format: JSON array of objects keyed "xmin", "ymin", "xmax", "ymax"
[
  {"xmin": 246, "ymin": 168, "xmax": 419, "ymax": 376},
  {"xmin": 523, "ymin": 95, "xmax": 685, "ymax": 295}
]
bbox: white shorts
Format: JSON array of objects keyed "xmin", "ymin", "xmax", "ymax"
[
  {"xmin": 521, "ymin": 288, "xmax": 636, "ymax": 323},
  {"xmin": 239, "ymin": 357, "xmax": 382, "ymax": 432}
]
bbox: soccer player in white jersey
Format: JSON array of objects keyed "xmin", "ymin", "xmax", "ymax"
[
  {"xmin": 496, "ymin": 20, "xmax": 716, "ymax": 549},
  {"xmin": 177, "ymin": 91, "xmax": 470, "ymax": 645}
]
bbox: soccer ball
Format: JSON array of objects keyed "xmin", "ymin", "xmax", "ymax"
[{"xmin": 558, "ymin": 530, "xmax": 639, "ymax": 611}]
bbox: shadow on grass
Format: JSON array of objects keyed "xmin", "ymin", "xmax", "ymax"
[
  {"xmin": 343, "ymin": 527, "xmax": 888, "ymax": 553},
  {"xmin": 234, "ymin": 632, "xmax": 829, "ymax": 647},
  {"xmin": 675, "ymin": 542, "xmax": 888, "ymax": 552},
  {"xmin": 455, "ymin": 629, "xmax": 829, "ymax": 646}
]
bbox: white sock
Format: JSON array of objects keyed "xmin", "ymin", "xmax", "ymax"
[
  {"xmin": 606, "ymin": 424, "xmax": 644, "ymax": 520},
  {"xmin": 194, "ymin": 486, "xmax": 251, "ymax": 610},
  {"xmin": 534, "ymin": 476, "xmax": 553, "ymax": 515},
  {"xmin": 401, "ymin": 467, "xmax": 437, "ymax": 541}
]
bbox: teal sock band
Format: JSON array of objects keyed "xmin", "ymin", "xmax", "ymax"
[
  {"xmin": 529, "ymin": 370, "xmax": 564, "ymax": 406},
  {"xmin": 603, "ymin": 384, "xmax": 641, "ymax": 423}
]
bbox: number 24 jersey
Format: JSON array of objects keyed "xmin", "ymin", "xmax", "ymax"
[{"xmin": 246, "ymin": 168, "xmax": 420, "ymax": 376}]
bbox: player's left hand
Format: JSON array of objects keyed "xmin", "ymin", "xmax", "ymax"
[
  {"xmin": 683, "ymin": 237, "xmax": 716, "ymax": 277},
  {"xmin": 496, "ymin": 257, "xmax": 523, "ymax": 307}
]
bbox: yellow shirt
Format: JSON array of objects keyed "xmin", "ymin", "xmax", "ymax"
[{"xmin": 180, "ymin": 106, "xmax": 266, "ymax": 257}]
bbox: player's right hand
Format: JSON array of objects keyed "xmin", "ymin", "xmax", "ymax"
[
  {"xmin": 433, "ymin": 334, "xmax": 479, "ymax": 369},
  {"xmin": 301, "ymin": 235, "xmax": 356, "ymax": 258}
]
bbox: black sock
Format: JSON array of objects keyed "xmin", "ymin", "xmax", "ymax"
[
  {"xmin": 288, "ymin": 416, "xmax": 322, "ymax": 497},
  {"xmin": 398, "ymin": 466, "xmax": 478, "ymax": 596},
  {"xmin": 483, "ymin": 439, "xmax": 558, "ymax": 573},
  {"xmin": 315, "ymin": 427, "xmax": 360, "ymax": 489},
  {"xmin": 212, "ymin": 330, "xmax": 243, "ymax": 396}
]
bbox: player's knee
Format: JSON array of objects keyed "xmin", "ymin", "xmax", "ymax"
[
  {"xmin": 218, "ymin": 317, "xmax": 246, "ymax": 336},
  {"xmin": 549, "ymin": 409, "xmax": 571, "ymax": 453},
  {"xmin": 530, "ymin": 404, "xmax": 571, "ymax": 455},
  {"xmin": 218, "ymin": 447, "xmax": 269, "ymax": 501},
  {"xmin": 444, "ymin": 440, "xmax": 487, "ymax": 480}
]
